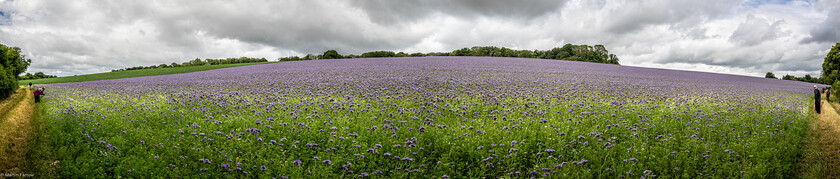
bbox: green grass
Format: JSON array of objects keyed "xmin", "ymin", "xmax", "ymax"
[{"xmin": 20, "ymin": 62, "xmax": 275, "ymax": 85}]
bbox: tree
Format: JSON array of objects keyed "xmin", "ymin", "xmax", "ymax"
[
  {"xmin": 302, "ymin": 54, "xmax": 315, "ymax": 60},
  {"xmin": 822, "ymin": 43, "xmax": 840, "ymax": 85},
  {"xmin": 360, "ymin": 51, "xmax": 396, "ymax": 58},
  {"xmin": 834, "ymin": 80, "xmax": 840, "ymax": 96},
  {"xmin": 22, "ymin": 73, "xmax": 33, "ymax": 80},
  {"xmin": 321, "ymin": 50, "xmax": 343, "ymax": 59},
  {"xmin": 450, "ymin": 48, "xmax": 473, "ymax": 56},
  {"xmin": 0, "ymin": 43, "xmax": 31, "ymax": 99},
  {"xmin": 782, "ymin": 74, "xmax": 793, "ymax": 80},
  {"xmin": 190, "ymin": 58, "xmax": 206, "ymax": 66},
  {"xmin": 765, "ymin": 72, "xmax": 777, "ymax": 79}
]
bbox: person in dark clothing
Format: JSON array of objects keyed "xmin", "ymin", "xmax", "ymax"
[
  {"xmin": 815, "ymin": 85, "xmax": 822, "ymax": 114},
  {"xmin": 827, "ymin": 87, "xmax": 831, "ymax": 102},
  {"xmin": 28, "ymin": 82, "xmax": 32, "ymax": 88}
]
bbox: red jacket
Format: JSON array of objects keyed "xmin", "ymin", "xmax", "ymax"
[{"xmin": 33, "ymin": 90, "xmax": 41, "ymax": 96}]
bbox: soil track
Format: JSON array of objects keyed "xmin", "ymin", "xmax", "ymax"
[{"xmin": 0, "ymin": 86, "xmax": 35, "ymax": 172}]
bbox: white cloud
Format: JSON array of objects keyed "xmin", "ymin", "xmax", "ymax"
[{"xmin": 0, "ymin": 0, "xmax": 837, "ymax": 78}]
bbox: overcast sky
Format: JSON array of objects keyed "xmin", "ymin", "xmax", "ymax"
[{"xmin": 1, "ymin": 0, "xmax": 839, "ymax": 77}]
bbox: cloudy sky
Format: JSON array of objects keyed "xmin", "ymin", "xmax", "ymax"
[{"xmin": 1, "ymin": 0, "xmax": 839, "ymax": 77}]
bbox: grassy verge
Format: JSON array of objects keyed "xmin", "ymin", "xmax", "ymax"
[
  {"xmin": 0, "ymin": 86, "xmax": 23, "ymax": 120},
  {"xmin": 0, "ymin": 87, "xmax": 32, "ymax": 173},
  {"xmin": 798, "ymin": 107, "xmax": 827, "ymax": 179},
  {"xmin": 20, "ymin": 62, "xmax": 275, "ymax": 85},
  {"xmin": 24, "ymin": 101, "xmax": 57, "ymax": 178}
]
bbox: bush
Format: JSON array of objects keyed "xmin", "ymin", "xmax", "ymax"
[
  {"xmin": 1, "ymin": 44, "xmax": 30, "ymax": 99},
  {"xmin": 0, "ymin": 66, "xmax": 16, "ymax": 99}
]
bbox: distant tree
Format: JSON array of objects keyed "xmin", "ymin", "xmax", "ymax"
[
  {"xmin": 765, "ymin": 72, "xmax": 777, "ymax": 79},
  {"xmin": 320, "ymin": 50, "xmax": 343, "ymax": 59},
  {"xmin": 20, "ymin": 72, "xmax": 56, "ymax": 80},
  {"xmin": 190, "ymin": 58, "xmax": 206, "ymax": 66},
  {"xmin": 822, "ymin": 43, "xmax": 840, "ymax": 85},
  {"xmin": 360, "ymin": 51, "xmax": 396, "ymax": 58},
  {"xmin": 804, "ymin": 74, "xmax": 813, "ymax": 82},
  {"xmin": 426, "ymin": 52, "xmax": 450, "ymax": 56},
  {"xmin": 34, "ymin": 72, "xmax": 46, "ymax": 78},
  {"xmin": 302, "ymin": 54, "xmax": 315, "ymax": 60},
  {"xmin": 22, "ymin": 73, "xmax": 33, "ymax": 80},
  {"xmin": 450, "ymin": 48, "xmax": 473, "ymax": 56},
  {"xmin": 782, "ymin": 74, "xmax": 793, "ymax": 80},
  {"xmin": 279, "ymin": 56, "xmax": 302, "ymax": 61}
]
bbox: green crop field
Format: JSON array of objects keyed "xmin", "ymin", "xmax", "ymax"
[{"xmin": 20, "ymin": 62, "xmax": 275, "ymax": 85}]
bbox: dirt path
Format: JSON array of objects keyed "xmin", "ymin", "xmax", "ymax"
[{"xmin": 0, "ymin": 86, "xmax": 35, "ymax": 172}]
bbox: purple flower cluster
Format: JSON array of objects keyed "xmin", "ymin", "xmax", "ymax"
[{"xmin": 44, "ymin": 57, "xmax": 818, "ymax": 178}]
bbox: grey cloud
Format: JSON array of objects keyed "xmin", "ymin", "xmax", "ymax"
[
  {"xmin": 148, "ymin": 0, "xmax": 431, "ymax": 54},
  {"xmin": 348, "ymin": 0, "xmax": 567, "ymax": 25},
  {"xmin": 729, "ymin": 16, "xmax": 785, "ymax": 46},
  {"xmin": 802, "ymin": 8, "xmax": 840, "ymax": 43},
  {"xmin": 605, "ymin": 0, "xmax": 738, "ymax": 34},
  {"xmin": 0, "ymin": 0, "xmax": 834, "ymax": 78}
]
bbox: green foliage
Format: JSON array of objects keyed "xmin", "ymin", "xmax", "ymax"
[
  {"xmin": 445, "ymin": 45, "xmax": 620, "ymax": 64},
  {"xmin": 275, "ymin": 44, "xmax": 621, "ymax": 65},
  {"xmin": 0, "ymin": 66, "xmax": 17, "ymax": 98},
  {"xmin": 113, "ymin": 57, "xmax": 268, "ymax": 72},
  {"xmin": 778, "ymin": 73, "xmax": 825, "ymax": 84},
  {"xmin": 450, "ymin": 48, "xmax": 474, "ymax": 56},
  {"xmin": 822, "ymin": 43, "xmax": 840, "ymax": 85},
  {"xmin": 360, "ymin": 51, "xmax": 396, "ymax": 58},
  {"xmin": 833, "ymin": 80, "xmax": 840, "ymax": 93},
  {"xmin": 22, "ymin": 62, "xmax": 273, "ymax": 85},
  {"xmin": 765, "ymin": 72, "xmax": 777, "ymax": 79},
  {"xmin": 0, "ymin": 43, "xmax": 31, "ymax": 99},
  {"xmin": 279, "ymin": 56, "xmax": 303, "ymax": 61},
  {"xmin": 19, "ymin": 72, "xmax": 58, "ymax": 80},
  {"xmin": 320, "ymin": 50, "xmax": 343, "ymax": 59}
]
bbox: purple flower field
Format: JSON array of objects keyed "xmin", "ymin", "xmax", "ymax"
[{"xmin": 43, "ymin": 56, "xmax": 818, "ymax": 178}]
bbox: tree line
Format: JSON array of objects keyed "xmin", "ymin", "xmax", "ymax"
[
  {"xmin": 279, "ymin": 44, "xmax": 621, "ymax": 65},
  {"xmin": 112, "ymin": 57, "xmax": 268, "ymax": 72},
  {"xmin": 765, "ymin": 72, "xmax": 825, "ymax": 84},
  {"xmin": 19, "ymin": 72, "xmax": 57, "ymax": 80},
  {"xmin": 0, "ymin": 43, "xmax": 31, "ymax": 100}
]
